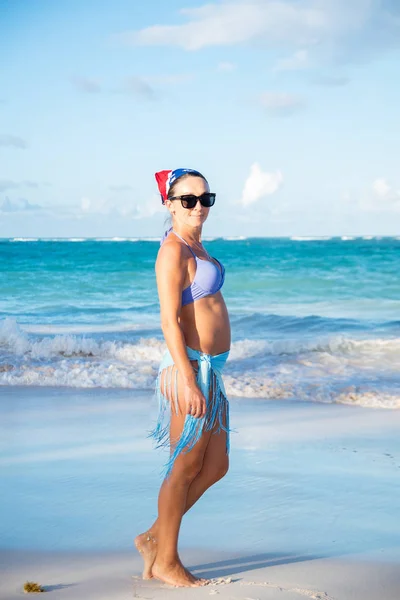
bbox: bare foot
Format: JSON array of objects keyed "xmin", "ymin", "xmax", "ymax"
[
  {"xmin": 134, "ymin": 532, "xmax": 157, "ymax": 579},
  {"xmin": 152, "ymin": 559, "xmax": 209, "ymax": 588},
  {"xmin": 134, "ymin": 532, "xmax": 206, "ymax": 583}
]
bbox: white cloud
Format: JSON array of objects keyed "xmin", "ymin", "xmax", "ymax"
[
  {"xmin": 0, "ymin": 197, "xmax": 44, "ymax": 213},
  {"xmin": 373, "ymin": 178, "xmax": 393, "ymax": 198},
  {"xmin": 75, "ymin": 194, "xmax": 164, "ymax": 220},
  {"xmin": 114, "ymin": 0, "xmax": 400, "ymax": 63},
  {"xmin": 1, "ymin": 192, "xmax": 165, "ymax": 223},
  {"xmin": 71, "ymin": 76, "xmax": 102, "ymax": 93},
  {"xmin": 349, "ymin": 178, "xmax": 400, "ymax": 213},
  {"xmin": 81, "ymin": 197, "xmax": 92, "ymax": 213},
  {"xmin": 0, "ymin": 180, "xmax": 43, "ymax": 192},
  {"xmin": 240, "ymin": 163, "xmax": 283, "ymax": 207},
  {"xmin": 117, "ymin": 77, "xmax": 156, "ymax": 100},
  {"xmin": 0, "ymin": 180, "xmax": 19, "ymax": 192},
  {"xmin": 217, "ymin": 61, "xmax": 236, "ymax": 72},
  {"xmin": 71, "ymin": 75, "xmax": 162, "ymax": 99},
  {"xmin": 260, "ymin": 92, "xmax": 304, "ymax": 116},
  {"xmin": 274, "ymin": 49, "xmax": 309, "ymax": 72},
  {"xmin": 0, "ymin": 134, "xmax": 28, "ymax": 149},
  {"xmin": 116, "ymin": 2, "xmax": 325, "ymax": 51},
  {"xmin": 371, "ymin": 178, "xmax": 400, "ymax": 210}
]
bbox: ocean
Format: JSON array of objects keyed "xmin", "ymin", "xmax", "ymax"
[
  {"xmin": 1, "ymin": 235, "xmax": 400, "ymax": 556},
  {"xmin": 1, "ymin": 235, "xmax": 399, "ymax": 409}
]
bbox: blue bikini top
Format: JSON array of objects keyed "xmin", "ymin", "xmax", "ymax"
[{"xmin": 164, "ymin": 229, "xmax": 225, "ymax": 306}]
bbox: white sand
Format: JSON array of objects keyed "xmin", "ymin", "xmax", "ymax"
[
  {"xmin": 1, "ymin": 547, "xmax": 399, "ymax": 599},
  {"xmin": 1, "ymin": 386, "xmax": 399, "ymax": 599}
]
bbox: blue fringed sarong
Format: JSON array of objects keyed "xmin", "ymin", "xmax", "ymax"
[{"xmin": 149, "ymin": 346, "xmax": 231, "ymax": 479}]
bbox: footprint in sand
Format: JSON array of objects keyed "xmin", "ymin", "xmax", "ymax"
[{"xmin": 240, "ymin": 580, "xmax": 336, "ymax": 600}]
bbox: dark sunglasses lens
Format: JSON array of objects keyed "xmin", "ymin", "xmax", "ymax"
[
  {"xmin": 200, "ymin": 193, "xmax": 215, "ymax": 207},
  {"xmin": 180, "ymin": 193, "xmax": 216, "ymax": 208},
  {"xmin": 181, "ymin": 195, "xmax": 198, "ymax": 209}
]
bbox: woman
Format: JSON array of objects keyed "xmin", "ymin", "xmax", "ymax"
[{"xmin": 134, "ymin": 168, "xmax": 231, "ymax": 588}]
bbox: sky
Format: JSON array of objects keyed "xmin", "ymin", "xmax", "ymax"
[{"xmin": 0, "ymin": 0, "xmax": 400, "ymax": 238}]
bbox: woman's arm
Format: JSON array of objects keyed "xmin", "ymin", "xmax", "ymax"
[{"xmin": 156, "ymin": 241, "xmax": 206, "ymax": 418}]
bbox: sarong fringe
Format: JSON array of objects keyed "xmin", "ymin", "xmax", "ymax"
[{"xmin": 148, "ymin": 347, "xmax": 231, "ymax": 479}]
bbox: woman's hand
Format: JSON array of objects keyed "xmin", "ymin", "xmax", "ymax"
[{"xmin": 183, "ymin": 380, "xmax": 207, "ymax": 419}]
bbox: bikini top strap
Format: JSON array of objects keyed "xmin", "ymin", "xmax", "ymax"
[
  {"xmin": 160, "ymin": 226, "xmax": 173, "ymax": 246},
  {"xmin": 171, "ymin": 230, "xmax": 197, "ymax": 258}
]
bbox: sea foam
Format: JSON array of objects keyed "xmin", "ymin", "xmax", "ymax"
[{"xmin": 1, "ymin": 318, "xmax": 399, "ymax": 409}]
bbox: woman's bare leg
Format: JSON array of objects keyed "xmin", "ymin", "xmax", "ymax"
[
  {"xmin": 147, "ymin": 422, "xmax": 228, "ymax": 536},
  {"xmin": 135, "ymin": 429, "xmax": 227, "ymax": 581},
  {"xmin": 151, "ymin": 415, "xmax": 217, "ymax": 585},
  {"xmin": 135, "ymin": 432, "xmax": 228, "ymax": 581},
  {"xmin": 135, "ymin": 377, "xmax": 229, "ymax": 583},
  {"xmin": 136, "ymin": 363, "xmax": 214, "ymax": 587}
]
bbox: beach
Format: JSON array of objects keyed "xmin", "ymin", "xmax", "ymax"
[
  {"xmin": 1, "ymin": 236, "xmax": 400, "ymax": 598},
  {"xmin": 1, "ymin": 385, "xmax": 399, "ymax": 599},
  {"xmin": 2, "ymin": 546, "xmax": 400, "ymax": 599},
  {"xmin": 2, "ymin": 0, "xmax": 400, "ymax": 593}
]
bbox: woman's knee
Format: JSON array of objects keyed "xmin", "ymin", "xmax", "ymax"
[
  {"xmin": 172, "ymin": 451, "xmax": 204, "ymax": 483},
  {"xmin": 204, "ymin": 456, "xmax": 229, "ymax": 485},
  {"xmin": 216, "ymin": 456, "xmax": 229, "ymax": 481}
]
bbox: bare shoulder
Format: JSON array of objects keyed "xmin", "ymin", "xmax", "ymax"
[{"xmin": 156, "ymin": 236, "xmax": 188, "ymax": 271}]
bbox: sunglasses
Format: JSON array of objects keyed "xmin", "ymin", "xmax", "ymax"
[{"xmin": 168, "ymin": 192, "xmax": 216, "ymax": 209}]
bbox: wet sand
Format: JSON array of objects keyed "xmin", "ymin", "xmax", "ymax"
[{"xmin": 1, "ymin": 385, "xmax": 399, "ymax": 599}]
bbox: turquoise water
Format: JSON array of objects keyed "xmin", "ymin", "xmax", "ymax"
[{"xmin": 1, "ymin": 236, "xmax": 399, "ymax": 408}]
